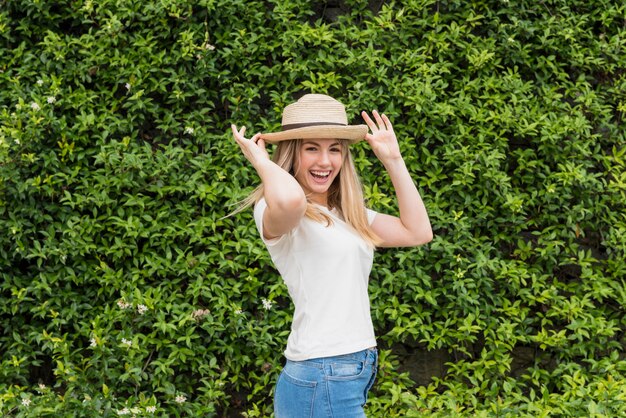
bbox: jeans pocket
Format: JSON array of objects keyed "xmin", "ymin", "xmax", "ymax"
[
  {"xmin": 274, "ymin": 369, "xmax": 317, "ymax": 418},
  {"xmin": 326, "ymin": 362, "xmax": 372, "ymax": 416},
  {"xmin": 329, "ymin": 360, "xmax": 365, "ymax": 379}
]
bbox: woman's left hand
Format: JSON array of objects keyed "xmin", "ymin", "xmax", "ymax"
[{"xmin": 361, "ymin": 110, "xmax": 402, "ymax": 164}]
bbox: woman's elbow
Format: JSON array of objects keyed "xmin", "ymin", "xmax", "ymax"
[
  {"xmin": 411, "ymin": 227, "xmax": 433, "ymax": 246},
  {"xmin": 277, "ymin": 193, "xmax": 307, "ymax": 217},
  {"xmin": 422, "ymin": 229, "xmax": 434, "ymax": 244}
]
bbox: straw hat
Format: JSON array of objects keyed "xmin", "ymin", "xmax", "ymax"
[{"xmin": 260, "ymin": 94, "xmax": 367, "ymax": 143}]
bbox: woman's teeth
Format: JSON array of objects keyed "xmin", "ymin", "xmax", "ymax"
[{"xmin": 311, "ymin": 171, "xmax": 330, "ymax": 178}]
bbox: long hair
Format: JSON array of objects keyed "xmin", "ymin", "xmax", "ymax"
[{"xmin": 234, "ymin": 139, "xmax": 381, "ymax": 248}]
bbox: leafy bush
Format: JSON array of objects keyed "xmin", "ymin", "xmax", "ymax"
[{"xmin": 1, "ymin": 0, "xmax": 625, "ymax": 416}]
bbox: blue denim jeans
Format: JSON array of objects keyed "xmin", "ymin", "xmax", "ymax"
[{"xmin": 274, "ymin": 348, "xmax": 378, "ymax": 418}]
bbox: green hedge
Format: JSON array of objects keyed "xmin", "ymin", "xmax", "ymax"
[{"xmin": 1, "ymin": 0, "xmax": 625, "ymax": 416}]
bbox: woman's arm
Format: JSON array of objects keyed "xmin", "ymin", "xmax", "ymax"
[
  {"xmin": 232, "ymin": 125, "xmax": 306, "ymax": 239},
  {"xmin": 361, "ymin": 111, "xmax": 433, "ymax": 247}
]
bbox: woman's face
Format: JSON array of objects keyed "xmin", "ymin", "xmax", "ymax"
[{"xmin": 294, "ymin": 138, "xmax": 343, "ymax": 205}]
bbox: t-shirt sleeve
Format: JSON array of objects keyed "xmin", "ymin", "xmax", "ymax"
[
  {"xmin": 253, "ymin": 198, "xmax": 287, "ymax": 247},
  {"xmin": 366, "ymin": 208, "xmax": 377, "ymax": 225}
]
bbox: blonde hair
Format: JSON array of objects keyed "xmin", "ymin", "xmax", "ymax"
[{"xmin": 234, "ymin": 139, "xmax": 381, "ymax": 248}]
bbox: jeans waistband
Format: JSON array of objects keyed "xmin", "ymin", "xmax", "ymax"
[{"xmin": 287, "ymin": 347, "xmax": 377, "ymax": 369}]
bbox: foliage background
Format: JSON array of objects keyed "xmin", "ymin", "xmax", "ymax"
[{"xmin": 1, "ymin": 0, "xmax": 625, "ymax": 416}]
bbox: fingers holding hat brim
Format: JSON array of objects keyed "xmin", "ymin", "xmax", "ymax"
[{"xmin": 260, "ymin": 125, "xmax": 368, "ymax": 143}]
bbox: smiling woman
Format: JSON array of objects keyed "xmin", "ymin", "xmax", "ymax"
[{"xmin": 231, "ymin": 93, "xmax": 432, "ymax": 417}]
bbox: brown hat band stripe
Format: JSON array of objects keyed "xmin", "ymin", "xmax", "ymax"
[{"xmin": 282, "ymin": 122, "xmax": 347, "ymax": 131}]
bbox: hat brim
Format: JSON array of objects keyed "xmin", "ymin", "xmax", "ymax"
[{"xmin": 260, "ymin": 125, "xmax": 368, "ymax": 144}]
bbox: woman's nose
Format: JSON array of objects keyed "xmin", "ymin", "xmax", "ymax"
[{"xmin": 319, "ymin": 151, "xmax": 331, "ymax": 165}]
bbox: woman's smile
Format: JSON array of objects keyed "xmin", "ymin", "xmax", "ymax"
[{"xmin": 310, "ymin": 170, "xmax": 332, "ymax": 182}]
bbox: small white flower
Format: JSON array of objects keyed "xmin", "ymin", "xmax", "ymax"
[
  {"xmin": 205, "ymin": 43, "xmax": 216, "ymax": 51},
  {"xmin": 30, "ymin": 102, "xmax": 41, "ymax": 111},
  {"xmin": 37, "ymin": 79, "xmax": 44, "ymax": 86},
  {"xmin": 262, "ymin": 298, "xmax": 273, "ymax": 311},
  {"xmin": 137, "ymin": 304, "xmax": 148, "ymax": 315},
  {"xmin": 121, "ymin": 338, "xmax": 132, "ymax": 348},
  {"xmin": 117, "ymin": 407, "xmax": 130, "ymax": 415},
  {"xmin": 38, "ymin": 383, "xmax": 46, "ymax": 390},
  {"xmin": 14, "ymin": 138, "xmax": 21, "ymax": 145},
  {"xmin": 90, "ymin": 338, "xmax": 97, "ymax": 347},
  {"xmin": 146, "ymin": 406, "xmax": 156, "ymax": 413},
  {"xmin": 117, "ymin": 299, "xmax": 131, "ymax": 309},
  {"xmin": 234, "ymin": 308, "xmax": 243, "ymax": 315},
  {"xmin": 21, "ymin": 398, "xmax": 31, "ymax": 407},
  {"xmin": 125, "ymin": 83, "xmax": 131, "ymax": 91},
  {"xmin": 175, "ymin": 395, "xmax": 186, "ymax": 404},
  {"xmin": 184, "ymin": 126, "xmax": 194, "ymax": 135},
  {"xmin": 47, "ymin": 96, "xmax": 56, "ymax": 104}
]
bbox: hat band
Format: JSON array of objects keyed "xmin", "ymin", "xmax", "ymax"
[{"xmin": 282, "ymin": 121, "xmax": 347, "ymax": 131}]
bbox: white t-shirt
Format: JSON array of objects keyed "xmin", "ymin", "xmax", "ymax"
[{"xmin": 254, "ymin": 198, "xmax": 378, "ymax": 361}]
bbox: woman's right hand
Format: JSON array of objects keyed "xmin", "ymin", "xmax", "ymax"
[
  {"xmin": 231, "ymin": 123, "xmax": 306, "ymax": 239},
  {"xmin": 231, "ymin": 124, "xmax": 270, "ymax": 168}
]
